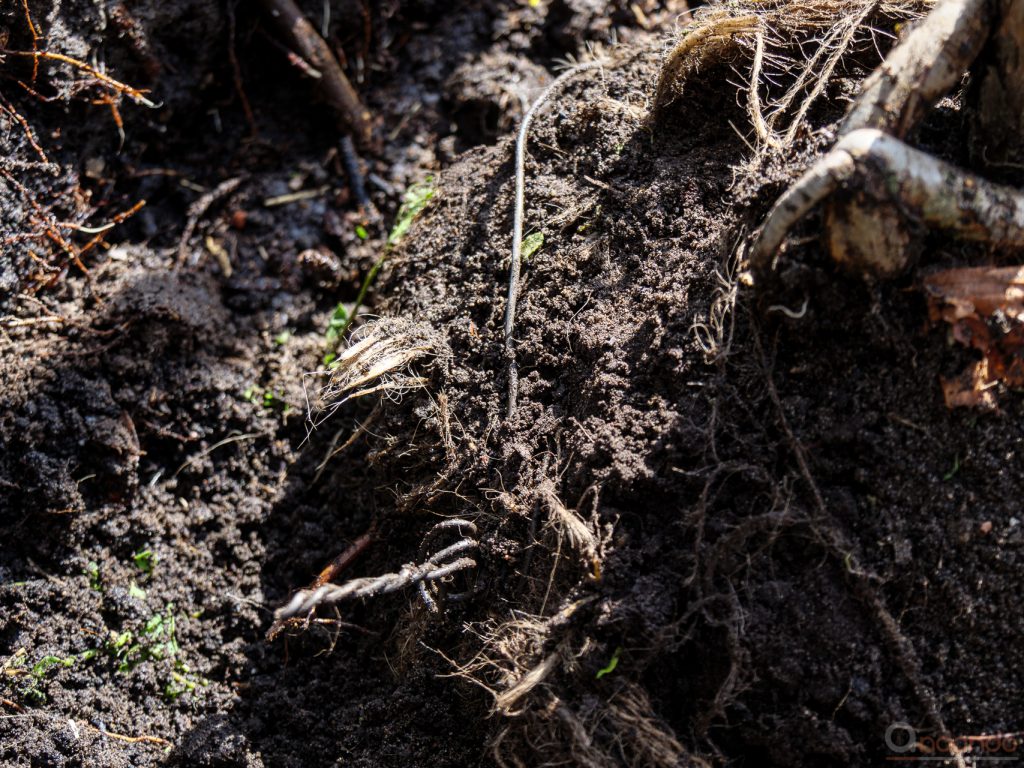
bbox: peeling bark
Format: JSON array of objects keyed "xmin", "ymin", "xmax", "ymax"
[{"xmin": 750, "ymin": 130, "xmax": 1024, "ymax": 275}]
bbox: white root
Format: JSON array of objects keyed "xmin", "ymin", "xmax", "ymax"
[
  {"xmin": 749, "ymin": 0, "xmax": 1004, "ymax": 275},
  {"xmin": 505, "ymin": 60, "xmax": 605, "ymax": 419},
  {"xmin": 494, "ymin": 651, "xmax": 561, "ymax": 714},
  {"xmin": 750, "ymin": 129, "xmax": 1024, "ymax": 274},
  {"xmin": 311, "ymin": 317, "xmax": 445, "ymax": 426},
  {"xmin": 842, "ymin": 0, "xmax": 992, "ymax": 136}
]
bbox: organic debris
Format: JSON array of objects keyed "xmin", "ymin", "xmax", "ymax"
[
  {"xmin": 925, "ymin": 265, "xmax": 1024, "ymax": 408},
  {"xmin": 311, "ymin": 317, "xmax": 445, "ymax": 427}
]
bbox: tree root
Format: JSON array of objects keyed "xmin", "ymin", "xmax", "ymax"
[
  {"xmin": 747, "ymin": 0, "xmax": 1024, "ymax": 277},
  {"xmin": 749, "ymin": 128, "xmax": 1024, "ymax": 275},
  {"xmin": 258, "ymin": 0, "xmax": 372, "ymax": 143},
  {"xmin": 273, "ymin": 518, "xmax": 478, "ymax": 623}
]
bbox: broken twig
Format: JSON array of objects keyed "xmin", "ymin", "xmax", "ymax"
[
  {"xmin": 177, "ymin": 177, "xmax": 245, "ymax": 264},
  {"xmin": 259, "ymin": 0, "xmax": 372, "ymax": 143}
]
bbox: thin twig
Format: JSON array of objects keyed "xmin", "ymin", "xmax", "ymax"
[
  {"xmin": 85, "ymin": 722, "xmax": 171, "ymax": 747},
  {"xmin": 1, "ymin": 95, "xmax": 49, "ymax": 164},
  {"xmin": 258, "ymin": 0, "xmax": 371, "ymax": 143},
  {"xmin": 227, "ymin": 0, "xmax": 257, "ymax": 137},
  {"xmin": 20, "ymin": 0, "xmax": 40, "ymax": 82},
  {"xmin": 172, "ymin": 431, "xmax": 265, "ymax": 478},
  {"xmin": 313, "ymin": 402, "xmax": 381, "ymax": 483},
  {"xmin": 340, "ymin": 134, "xmax": 374, "ymax": 215},
  {"xmin": 504, "ymin": 61, "xmax": 603, "ymax": 419},
  {"xmin": 177, "ymin": 177, "xmax": 244, "ymax": 264},
  {"xmin": 275, "ymin": 519, "xmax": 477, "ymax": 620},
  {"xmin": 1, "ymin": 49, "xmax": 156, "ymax": 107}
]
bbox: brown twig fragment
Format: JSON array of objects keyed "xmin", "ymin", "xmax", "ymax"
[
  {"xmin": 20, "ymin": 0, "xmax": 40, "ymax": 83},
  {"xmin": 79, "ymin": 199, "xmax": 146, "ymax": 256},
  {"xmin": 259, "ymin": 0, "xmax": 372, "ymax": 143},
  {"xmin": 177, "ymin": 177, "xmax": 245, "ymax": 264},
  {"xmin": 1, "ymin": 49, "xmax": 156, "ymax": 107},
  {"xmin": 0, "ymin": 167, "xmax": 88, "ymax": 275},
  {"xmin": 227, "ymin": 0, "xmax": 257, "ymax": 137},
  {"xmin": 84, "ymin": 722, "xmax": 171, "ymax": 747},
  {"xmin": 267, "ymin": 525, "xmax": 376, "ymax": 639},
  {"xmin": 274, "ymin": 519, "xmax": 478, "ymax": 622},
  {"xmin": 1, "ymin": 94, "xmax": 49, "ymax": 165}
]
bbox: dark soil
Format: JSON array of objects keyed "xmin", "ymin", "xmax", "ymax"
[{"xmin": 3, "ymin": 2, "xmax": 1024, "ymax": 767}]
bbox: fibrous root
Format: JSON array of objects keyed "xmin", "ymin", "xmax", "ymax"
[{"xmin": 274, "ymin": 518, "xmax": 478, "ymax": 622}]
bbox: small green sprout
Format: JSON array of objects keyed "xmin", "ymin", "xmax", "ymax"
[
  {"xmin": 143, "ymin": 604, "xmax": 180, "ymax": 660},
  {"xmin": 85, "ymin": 561, "xmax": 102, "ymax": 591},
  {"xmin": 165, "ymin": 660, "xmax": 208, "ymax": 700},
  {"xmin": 325, "ymin": 177, "xmax": 436, "ymax": 350},
  {"xmin": 354, "ymin": 224, "xmax": 369, "ymax": 240},
  {"xmin": 31, "ymin": 655, "xmax": 75, "ymax": 678},
  {"xmin": 273, "ymin": 330, "xmax": 291, "ymax": 346},
  {"xmin": 244, "ymin": 385, "xmax": 290, "ymax": 412},
  {"xmin": 324, "ymin": 302, "xmax": 350, "ymax": 351},
  {"xmin": 21, "ymin": 655, "xmax": 76, "ymax": 702},
  {"xmin": 595, "ymin": 646, "xmax": 622, "ymax": 679},
  {"xmin": 943, "ymin": 454, "xmax": 962, "ymax": 481},
  {"xmin": 133, "ymin": 549, "xmax": 156, "ymax": 576},
  {"xmin": 109, "ymin": 630, "xmax": 138, "ymax": 672},
  {"xmin": 128, "ymin": 581, "xmax": 147, "ymax": 600},
  {"xmin": 387, "ymin": 177, "xmax": 435, "ymax": 248},
  {"xmin": 521, "ymin": 232, "xmax": 544, "ymax": 262}
]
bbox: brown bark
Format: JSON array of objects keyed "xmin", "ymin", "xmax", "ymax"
[{"xmin": 260, "ymin": 0, "xmax": 372, "ymax": 145}]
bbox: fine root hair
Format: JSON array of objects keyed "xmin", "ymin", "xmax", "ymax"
[
  {"xmin": 663, "ymin": 1, "xmax": 931, "ymax": 357},
  {"xmin": 308, "ymin": 316, "xmax": 447, "ymax": 428}
]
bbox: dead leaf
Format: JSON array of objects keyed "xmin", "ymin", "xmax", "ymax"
[
  {"xmin": 925, "ymin": 265, "xmax": 1024, "ymax": 408},
  {"xmin": 940, "ymin": 360, "xmax": 998, "ymax": 411},
  {"xmin": 924, "ymin": 265, "xmax": 1024, "ymax": 319}
]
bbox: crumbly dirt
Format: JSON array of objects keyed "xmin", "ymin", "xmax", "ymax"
[{"xmin": 3, "ymin": 1, "xmax": 1024, "ymax": 767}]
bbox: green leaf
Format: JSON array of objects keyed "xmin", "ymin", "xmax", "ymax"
[
  {"xmin": 110, "ymin": 631, "xmax": 133, "ymax": 651},
  {"xmin": 354, "ymin": 224, "xmax": 369, "ymax": 240},
  {"xmin": 31, "ymin": 655, "xmax": 75, "ymax": 679},
  {"xmin": 595, "ymin": 646, "xmax": 622, "ymax": 679},
  {"xmin": 273, "ymin": 330, "xmax": 291, "ymax": 346},
  {"xmin": 85, "ymin": 561, "xmax": 102, "ymax": 591},
  {"xmin": 133, "ymin": 549, "xmax": 156, "ymax": 576},
  {"xmin": 387, "ymin": 178, "xmax": 435, "ymax": 247},
  {"xmin": 144, "ymin": 613, "xmax": 164, "ymax": 636},
  {"xmin": 324, "ymin": 302, "xmax": 350, "ymax": 348},
  {"xmin": 128, "ymin": 581, "xmax": 147, "ymax": 600},
  {"xmin": 521, "ymin": 231, "xmax": 544, "ymax": 262}
]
